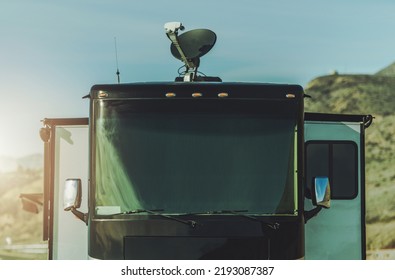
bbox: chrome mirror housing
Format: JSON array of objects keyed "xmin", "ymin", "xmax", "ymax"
[
  {"xmin": 64, "ymin": 178, "xmax": 82, "ymax": 211},
  {"xmin": 63, "ymin": 178, "xmax": 87, "ymax": 224}
]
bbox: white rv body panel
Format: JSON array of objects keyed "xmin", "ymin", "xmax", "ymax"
[{"xmin": 49, "ymin": 123, "xmax": 89, "ymax": 259}]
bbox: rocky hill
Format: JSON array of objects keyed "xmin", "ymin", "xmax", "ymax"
[
  {"xmin": 304, "ymin": 64, "xmax": 395, "ymax": 251},
  {"xmin": 305, "ymin": 74, "xmax": 395, "ymax": 116}
]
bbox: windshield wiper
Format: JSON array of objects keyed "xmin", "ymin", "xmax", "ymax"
[
  {"xmin": 186, "ymin": 209, "xmax": 280, "ymax": 230},
  {"xmin": 122, "ymin": 209, "xmax": 164, "ymax": 215},
  {"xmin": 185, "ymin": 209, "xmax": 249, "ymax": 215},
  {"xmin": 117, "ymin": 209, "xmax": 199, "ymax": 228}
]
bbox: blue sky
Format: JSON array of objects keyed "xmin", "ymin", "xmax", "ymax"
[{"xmin": 1, "ymin": 0, "xmax": 395, "ymax": 157}]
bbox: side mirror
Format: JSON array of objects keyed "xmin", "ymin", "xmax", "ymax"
[
  {"xmin": 64, "ymin": 178, "xmax": 82, "ymax": 211},
  {"xmin": 64, "ymin": 178, "xmax": 88, "ymax": 224},
  {"xmin": 312, "ymin": 176, "xmax": 331, "ymax": 209}
]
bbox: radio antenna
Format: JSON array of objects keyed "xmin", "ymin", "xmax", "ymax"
[{"xmin": 114, "ymin": 37, "xmax": 121, "ymax": 83}]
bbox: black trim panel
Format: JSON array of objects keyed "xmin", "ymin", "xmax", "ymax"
[
  {"xmin": 305, "ymin": 112, "xmax": 373, "ymax": 128},
  {"xmin": 43, "ymin": 118, "xmax": 88, "ymax": 126},
  {"xmin": 359, "ymin": 124, "xmax": 367, "ymax": 259}
]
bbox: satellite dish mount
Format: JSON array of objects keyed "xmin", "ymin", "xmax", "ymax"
[{"xmin": 164, "ymin": 22, "xmax": 219, "ymax": 82}]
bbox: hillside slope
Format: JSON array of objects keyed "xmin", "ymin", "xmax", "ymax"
[
  {"xmin": 304, "ymin": 71, "xmax": 395, "ymax": 251},
  {"xmin": 376, "ymin": 62, "xmax": 395, "ymax": 77},
  {"xmin": 305, "ymin": 74, "xmax": 395, "ymax": 116},
  {"xmin": 0, "ymin": 168, "xmax": 46, "ymax": 259}
]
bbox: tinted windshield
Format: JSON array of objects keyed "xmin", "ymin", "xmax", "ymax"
[{"xmin": 93, "ymin": 99, "xmax": 297, "ymax": 216}]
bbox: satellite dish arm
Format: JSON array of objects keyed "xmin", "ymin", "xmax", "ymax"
[{"xmin": 164, "ymin": 22, "xmax": 196, "ymax": 70}]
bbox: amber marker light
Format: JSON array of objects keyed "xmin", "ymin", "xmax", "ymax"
[{"xmin": 98, "ymin": 91, "xmax": 108, "ymax": 98}]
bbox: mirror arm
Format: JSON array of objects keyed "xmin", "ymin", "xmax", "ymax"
[
  {"xmin": 70, "ymin": 207, "xmax": 88, "ymax": 225},
  {"xmin": 304, "ymin": 206, "xmax": 322, "ymax": 223}
]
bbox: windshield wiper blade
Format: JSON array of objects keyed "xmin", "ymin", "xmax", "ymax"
[
  {"xmin": 123, "ymin": 209, "xmax": 164, "ymax": 215},
  {"xmin": 120, "ymin": 209, "xmax": 199, "ymax": 228},
  {"xmin": 185, "ymin": 209, "xmax": 249, "ymax": 215},
  {"xmin": 188, "ymin": 209, "xmax": 280, "ymax": 230},
  {"xmin": 207, "ymin": 209, "xmax": 249, "ymax": 215}
]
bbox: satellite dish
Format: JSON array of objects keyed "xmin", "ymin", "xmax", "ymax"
[
  {"xmin": 170, "ymin": 29, "xmax": 217, "ymax": 63},
  {"xmin": 164, "ymin": 23, "xmax": 219, "ymax": 81}
]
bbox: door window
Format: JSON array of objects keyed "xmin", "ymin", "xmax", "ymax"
[{"xmin": 305, "ymin": 141, "xmax": 358, "ymax": 199}]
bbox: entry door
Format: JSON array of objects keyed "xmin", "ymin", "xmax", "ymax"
[{"xmin": 304, "ymin": 114, "xmax": 366, "ymax": 259}]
